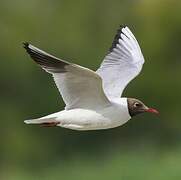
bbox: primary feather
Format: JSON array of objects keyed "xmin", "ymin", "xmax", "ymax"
[{"xmin": 96, "ymin": 26, "xmax": 144, "ymax": 99}]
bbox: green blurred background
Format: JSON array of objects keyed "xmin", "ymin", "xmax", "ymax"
[{"xmin": 1, "ymin": 0, "xmax": 181, "ymax": 179}]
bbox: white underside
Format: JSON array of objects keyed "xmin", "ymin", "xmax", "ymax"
[{"xmin": 25, "ymin": 98, "xmax": 131, "ymax": 131}]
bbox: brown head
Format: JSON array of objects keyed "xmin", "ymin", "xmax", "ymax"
[{"xmin": 127, "ymin": 98, "xmax": 159, "ymax": 117}]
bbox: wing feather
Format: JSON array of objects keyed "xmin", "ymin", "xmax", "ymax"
[
  {"xmin": 96, "ymin": 26, "xmax": 144, "ymax": 99},
  {"xmin": 24, "ymin": 43, "xmax": 110, "ymax": 110}
]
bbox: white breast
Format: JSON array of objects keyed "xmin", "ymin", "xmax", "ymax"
[{"xmin": 54, "ymin": 98, "xmax": 131, "ymax": 130}]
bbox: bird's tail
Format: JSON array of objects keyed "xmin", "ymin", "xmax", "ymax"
[{"xmin": 24, "ymin": 118, "xmax": 60, "ymax": 127}]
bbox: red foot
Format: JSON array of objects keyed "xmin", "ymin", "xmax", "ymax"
[{"xmin": 40, "ymin": 122, "xmax": 60, "ymax": 127}]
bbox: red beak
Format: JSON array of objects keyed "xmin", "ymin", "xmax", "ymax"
[{"xmin": 145, "ymin": 108, "xmax": 159, "ymax": 114}]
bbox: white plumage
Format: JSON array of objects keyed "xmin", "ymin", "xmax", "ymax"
[
  {"xmin": 97, "ymin": 27, "xmax": 144, "ymax": 99},
  {"xmin": 24, "ymin": 26, "xmax": 146, "ymax": 131}
]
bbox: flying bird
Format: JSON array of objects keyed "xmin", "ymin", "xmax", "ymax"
[{"xmin": 23, "ymin": 26, "xmax": 159, "ymax": 131}]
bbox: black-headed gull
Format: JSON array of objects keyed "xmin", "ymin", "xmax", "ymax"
[{"xmin": 23, "ymin": 26, "xmax": 158, "ymax": 131}]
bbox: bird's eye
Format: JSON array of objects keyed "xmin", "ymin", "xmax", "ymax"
[{"xmin": 134, "ymin": 102, "xmax": 140, "ymax": 107}]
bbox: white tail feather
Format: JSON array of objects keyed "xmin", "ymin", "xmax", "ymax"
[{"xmin": 24, "ymin": 118, "xmax": 57, "ymax": 124}]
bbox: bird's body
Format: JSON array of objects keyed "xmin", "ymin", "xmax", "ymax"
[
  {"xmin": 25, "ymin": 98, "xmax": 130, "ymax": 130},
  {"xmin": 23, "ymin": 26, "xmax": 158, "ymax": 131}
]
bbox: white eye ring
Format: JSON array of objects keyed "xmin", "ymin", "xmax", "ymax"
[{"xmin": 134, "ymin": 102, "xmax": 140, "ymax": 107}]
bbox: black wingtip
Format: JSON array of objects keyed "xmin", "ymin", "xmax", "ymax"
[
  {"xmin": 23, "ymin": 42, "xmax": 29, "ymax": 50},
  {"xmin": 109, "ymin": 25, "xmax": 129, "ymax": 52},
  {"xmin": 109, "ymin": 26, "xmax": 124, "ymax": 52},
  {"xmin": 120, "ymin": 24, "xmax": 127, "ymax": 29},
  {"xmin": 22, "ymin": 42, "xmax": 69, "ymax": 73}
]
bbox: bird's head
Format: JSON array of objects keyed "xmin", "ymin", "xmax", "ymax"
[{"xmin": 127, "ymin": 98, "xmax": 159, "ymax": 117}]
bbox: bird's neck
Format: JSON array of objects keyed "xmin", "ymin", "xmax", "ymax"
[{"xmin": 111, "ymin": 97, "xmax": 131, "ymax": 119}]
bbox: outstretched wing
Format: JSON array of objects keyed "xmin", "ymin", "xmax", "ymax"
[
  {"xmin": 96, "ymin": 26, "xmax": 145, "ymax": 99},
  {"xmin": 24, "ymin": 43, "xmax": 110, "ymax": 110}
]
